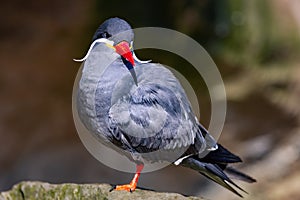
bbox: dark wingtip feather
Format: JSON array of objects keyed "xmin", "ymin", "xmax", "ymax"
[
  {"xmin": 204, "ymin": 163, "xmax": 247, "ymax": 196},
  {"xmin": 181, "ymin": 158, "xmax": 249, "ymax": 198},
  {"xmin": 225, "ymin": 166, "xmax": 257, "ymax": 183},
  {"xmin": 200, "ymin": 144, "xmax": 242, "ymax": 164},
  {"xmin": 200, "ymin": 172, "xmax": 244, "ymax": 198}
]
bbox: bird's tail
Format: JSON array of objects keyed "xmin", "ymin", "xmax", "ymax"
[{"xmin": 181, "ymin": 144, "xmax": 256, "ymax": 197}]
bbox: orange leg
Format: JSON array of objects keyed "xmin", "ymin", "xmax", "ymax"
[{"xmin": 111, "ymin": 164, "xmax": 144, "ymax": 192}]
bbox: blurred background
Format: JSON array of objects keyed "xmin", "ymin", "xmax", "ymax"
[{"xmin": 1, "ymin": 0, "xmax": 300, "ymax": 199}]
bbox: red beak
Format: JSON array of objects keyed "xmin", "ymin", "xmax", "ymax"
[{"xmin": 114, "ymin": 41, "xmax": 135, "ymax": 66}]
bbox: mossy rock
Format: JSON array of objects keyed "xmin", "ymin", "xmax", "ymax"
[{"xmin": 0, "ymin": 181, "xmax": 203, "ymax": 200}]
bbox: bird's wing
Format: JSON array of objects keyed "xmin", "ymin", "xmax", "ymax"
[{"xmin": 108, "ymin": 64, "xmax": 205, "ymax": 153}]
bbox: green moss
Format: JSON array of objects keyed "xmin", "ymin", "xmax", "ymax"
[{"xmin": 0, "ymin": 181, "xmax": 205, "ymax": 200}]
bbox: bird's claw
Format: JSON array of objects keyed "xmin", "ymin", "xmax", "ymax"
[
  {"xmin": 109, "ymin": 185, "xmax": 116, "ymax": 192},
  {"xmin": 109, "ymin": 183, "xmax": 137, "ymax": 192}
]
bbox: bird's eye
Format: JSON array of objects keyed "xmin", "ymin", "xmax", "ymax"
[{"xmin": 101, "ymin": 32, "xmax": 111, "ymax": 38}]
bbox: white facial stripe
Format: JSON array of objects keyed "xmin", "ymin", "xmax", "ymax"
[
  {"xmin": 130, "ymin": 41, "xmax": 134, "ymax": 49},
  {"xmin": 74, "ymin": 39, "xmax": 152, "ymax": 64},
  {"xmin": 73, "ymin": 38, "xmax": 115, "ymax": 62},
  {"xmin": 132, "ymin": 51, "xmax": 152, "ymax": 64},
  {"xmin": 130, "ymin": 41, "xmax": 151, "ymax": 64}
]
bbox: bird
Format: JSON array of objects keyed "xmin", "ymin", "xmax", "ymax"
[{"xmin": 74, "ymin": 17, "xmax": 256, "ymax": 197}]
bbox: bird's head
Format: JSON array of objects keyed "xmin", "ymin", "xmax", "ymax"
[{"xmin": 92, "ymin": 17, "xmax": 137, "ymax": 85}]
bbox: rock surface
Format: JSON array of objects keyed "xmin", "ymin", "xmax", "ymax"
[{"xmin": 0, "ymin": 181, "xmax": 203, "ymax": 200}]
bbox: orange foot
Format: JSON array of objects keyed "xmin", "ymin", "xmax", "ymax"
[
  {"xmin": 110, "ymin": 164, "xmax": 144, "ymax": 193},
  {"xmin": 111, "ymin": 181, "xmax": 137, "ymax": 192}
]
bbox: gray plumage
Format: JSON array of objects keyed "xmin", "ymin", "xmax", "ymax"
[{"xmin": 76, "ymin": 17, "xmax": 255, "ymax": 197}]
